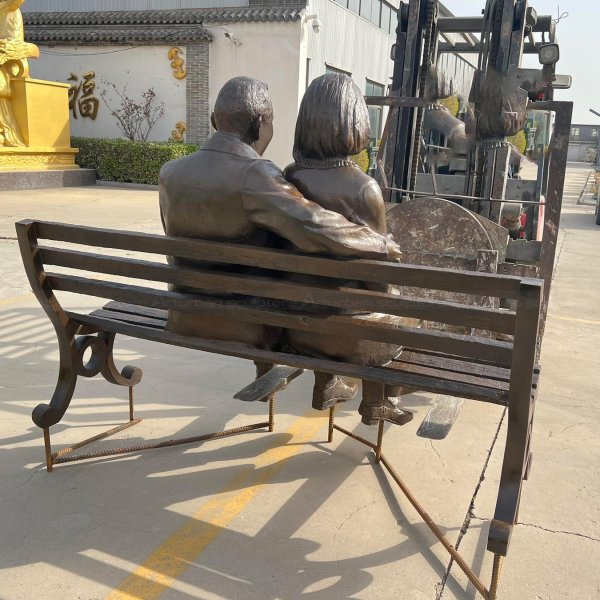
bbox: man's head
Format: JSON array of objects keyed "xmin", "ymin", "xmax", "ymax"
[{"xmin": 211, "ymin": 76, "xmax": 274, "ymax": 156}]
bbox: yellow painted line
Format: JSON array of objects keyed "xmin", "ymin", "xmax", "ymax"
[
  {"xmin": 552, "ymin": 315, "xmax": 600, "ymax": 326},
  {"xmin": 0, "ymin": 293, "xmax": 33, "ymax": 307},
  {"xmin": 106, "ymin": 409, "xmax": 326, "ymax": 600}
]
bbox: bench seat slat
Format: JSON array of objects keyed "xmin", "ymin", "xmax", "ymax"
[
  {"xmin": 31, "ymin": 220, "xmax": 523, "ymax": 299},
  {"xmin": 99, "ymin": 302, "xmax": 512, "ymax": 390},
  {"xmin": 39, "ymin": 246, "xmax": 517, "ymax": 334},
  {"xmin": 65, "ymin": 310, "xmax": 509, "ymax": 406},
  {"xmin": 48, "ymin": 274, "xmax": 514, "ymax": 366},
  {"xmin": 390, "ymin": 360, "xmax": 510, "ymax": 392},
  {"xmin": 397, "ymin": 351, "xmax": 512, "ymax": 381},
  {"xmin": 103, "ymin": 302, "xmax": 167, "ymax": 321},
  {"xmin": 90, "ymin": 309, "xmax": 166, "ymax": 329}
]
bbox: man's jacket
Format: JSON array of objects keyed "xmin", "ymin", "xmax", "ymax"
[{"xmin": 159, "ymin": 131, "xmax": 393, "ymax": 347}]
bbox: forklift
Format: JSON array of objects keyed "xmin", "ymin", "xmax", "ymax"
[
  {"xmin": 367, "ymin": 0, "xmax": 573, "ymax": 338},
  {"xmin": 363, "ymin": 2, "xmax": 573, "ymax": 596}
]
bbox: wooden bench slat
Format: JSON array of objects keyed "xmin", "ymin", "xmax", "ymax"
[
  {"xmin": 397, "ymin": 350, "xmax": 512, "ymax": 381},
  {"xmin": 65, "ymin": 310, "xmax": 509, "ymax": 405},
  {"xmin": 103, "ymin": 302, "xmax": 167, "ymax": 321},
  {"xmin": 30, "ymin": 220, "xmax": 523, "ymax": 299},
  {"xmin": 94, "ymin": 304, "xmax": 510, "ymax": 392},
  {"xmin": 39, "ymin": 246, "xmax": 517, "ymax": 334},
  {"xmin": 48, "ymin": 274, "xmax": 514, "ymax": 366},
  {"xmin": 90, "ymin": 309, "xmax": 166, "ymax": 329},
  {"xmin": 390, "ymin": 360, "xmax": 510, "ymax": 391}
]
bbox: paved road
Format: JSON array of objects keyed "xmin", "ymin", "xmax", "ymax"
[{"xmin": 0, "ymin": 166, "xmax": 598, "ymax": 599}]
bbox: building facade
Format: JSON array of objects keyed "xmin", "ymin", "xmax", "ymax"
[
  {"xmin": 22, "ymin": 0, "xmax": 401, "ymax": 168},
  {"xmin": 567, "ymin": 124, "xmax": 600, "ymax": 163}
]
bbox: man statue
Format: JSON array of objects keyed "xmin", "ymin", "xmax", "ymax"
[{"xmin": 160, "ymin": 76, "xmax": 401, "ymax": 407}]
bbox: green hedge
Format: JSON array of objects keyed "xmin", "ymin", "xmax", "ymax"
[
  {"xmin": 72, "ymin": 137, "xmax": 198, "ymax": 185},
  {"xmin": 351, "ymin": 148, "xmax": 370, "ymax": 174}
]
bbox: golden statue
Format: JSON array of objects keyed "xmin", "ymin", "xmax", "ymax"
[
  {"xmin": 0, "ymin": 0, "xmax": 79, "ymax": 172},
  {"xmin": 0, "ymin": 0, "xmax": 39, "ymax": 146},
  {"xmin": 169, "ymin": 121, "xmax": 186, "ymax": 142}
]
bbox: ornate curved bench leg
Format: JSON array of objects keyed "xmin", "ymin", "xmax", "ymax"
[
  {"xmin": 40, "ymin": 331, "xmax": 144, "ymax": 472},
  {"xmin": 98, "ymin": 331, "xmax": 143, "ymax": 388},
  {"xmin": 32, "ymin": 366, "xmax": 78, "ymax": 430},
  {"xmin": 32, "ymin": 344, "xmax": 79, "ymax": 430},
  {"xmin": 98, "ymin": 331, "xmax": 143, "ymax": 419},
  {"xmin": 34, "ymin": 340, "xmax": 78, "ymax": 472}
]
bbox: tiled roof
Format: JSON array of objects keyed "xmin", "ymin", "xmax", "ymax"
[
  {"xmin": 24, "ymin": 5, "xmax": 306, "ymax": 26},
  {"xmin": 27, "ymin": 26, "xmax": 214, "ymax": 45},
  {"xmin": 24, "ymin": 6, "xmax": 306, "ymax": 44}
]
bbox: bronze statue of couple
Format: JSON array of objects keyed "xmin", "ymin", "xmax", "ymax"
[{"xmin": 160, "ymin": 74, "xmax": 408, "ymax": 426}]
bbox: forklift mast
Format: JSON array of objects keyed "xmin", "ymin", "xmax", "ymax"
[{"xmin": 371, "ymin": 0, "xmax": 573, "ymax": 340}]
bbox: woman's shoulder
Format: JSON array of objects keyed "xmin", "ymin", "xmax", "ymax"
[{"xmin": 352, "ymin": 172, "xmax": 383, "ymax": 200}]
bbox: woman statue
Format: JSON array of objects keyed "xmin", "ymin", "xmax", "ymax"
[
  {"xmin": 284, "ymin": 73, "xmax": 410, "ymax": 426},
  {"xmin": 0, "ymin": 0, "xmax": 39, "ymax": 146}
]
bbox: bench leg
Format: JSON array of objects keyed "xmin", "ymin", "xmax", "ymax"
[
  {"xmin": 327, "ymin": 406, "xmax": 335, "ymax": 443},
  {"xmin": 43, "ymin": 363, "xmax": 275, "ymax": 473},
  {"xmin": 487, "ymin": 400, "xmax": 533, "ymax": 556},
  {"xmin": 375, "ymin": 421, "xmax": 385, "ymax": 463},
  {"xmin": 489, "ymin": 554, "xmax": 504, "ymax": 600},
  {"xmin": 32, "ymin": 359, "xmax": 78, "ymax": 430},
  {"xmin": 268, "ymin": 396, "xmax": 275, "ymax": 432},
  {"xmin": 488, "ymin": 282, "xmax": 541, "ymax": 557},
  {"xmin": 43, "ymin": 428, "xmax": 53, "ymax": 473},
  {"xmin": 98, "ymin": 332, "xmax": 143, "ymax": 388},
  {"xmin": 129, "ymin": 386, "xmax": 135, "ymax": 421}
]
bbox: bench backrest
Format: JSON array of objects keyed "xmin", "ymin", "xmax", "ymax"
[{"xmin": 16, "ymin": 220, "xmax": 543, "ymax": 374}]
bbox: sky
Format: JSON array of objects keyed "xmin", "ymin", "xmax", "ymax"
[{"xmin": 442, "ymin": 0, "xmax": 600, "ymax": 125}]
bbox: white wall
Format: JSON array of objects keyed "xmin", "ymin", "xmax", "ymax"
[
  {"xmin": 305, "ymin": 0, "xmax": 395, "ymax": 91},
  {"xmin": 208, "ymin": 21, "xmax": 304, "ymax": 168},
  {"xmin": 302, "ymin": 0, "xmax": 396, "ymax": 141},
  {"xmin": 28, "ymin": 45, "xmax": 187, "ymax": 142}
]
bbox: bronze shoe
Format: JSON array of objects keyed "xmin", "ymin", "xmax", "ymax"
[
  {"xmin": 313, "ymin": 373, "xmax": 358, "ymax": 410},
  {"xmin": 359, "ymin": 400, "xmax": 414, "ymax": 426}
]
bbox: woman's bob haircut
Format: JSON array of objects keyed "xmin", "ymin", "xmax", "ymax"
[{"xmin": 293, "ymin": 73, "xmax": 371, "ymax": 161}]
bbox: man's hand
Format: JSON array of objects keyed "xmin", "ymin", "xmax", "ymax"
[{"xmin": 243, "ymin": 160, "xmax": 398, "ymax": 261}]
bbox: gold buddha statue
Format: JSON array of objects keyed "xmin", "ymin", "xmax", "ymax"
[{"xmin": 0, "ymin": 0, "xmax": 39, "ymax": 147}]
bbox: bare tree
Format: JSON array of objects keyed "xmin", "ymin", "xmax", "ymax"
[{"xmin": 100, "ymin": 82, "xmax": 166, "ymax": 142}]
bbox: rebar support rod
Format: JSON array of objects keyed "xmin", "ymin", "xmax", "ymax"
[{"xmin": 328, "ymin": 406, "xmax": 335, "ymax": 443}]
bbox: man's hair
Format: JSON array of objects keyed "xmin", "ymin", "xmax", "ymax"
[
  {"xmin": 213, "ymin": 76, "xmax": 273, "ymax": 142},
  {"xmin": 293, "ymin": 73, "xmax": 370, "ymax": 161}
]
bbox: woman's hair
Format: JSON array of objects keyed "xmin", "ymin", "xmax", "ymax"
[{"xmin": 293, "ymin": 73, "xmax": 371, "ymax": 161}]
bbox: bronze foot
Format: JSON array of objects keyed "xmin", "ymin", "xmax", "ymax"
[
  {"xmin": 359, "ymin": 399, "xmax": 414, "ymax": 426},
  {"xmin": 313, "ymin": 373, "xmax": 358, "ymax": 411}
]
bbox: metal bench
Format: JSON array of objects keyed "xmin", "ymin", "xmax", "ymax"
[{"xmin": 16, "ymin": 219, "xmax": 543, "ymax": 600}]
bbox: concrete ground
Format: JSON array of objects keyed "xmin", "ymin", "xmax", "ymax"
[{"xmin": 0, "ymin": 164, "xmax": 598, "ymax": 600}]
